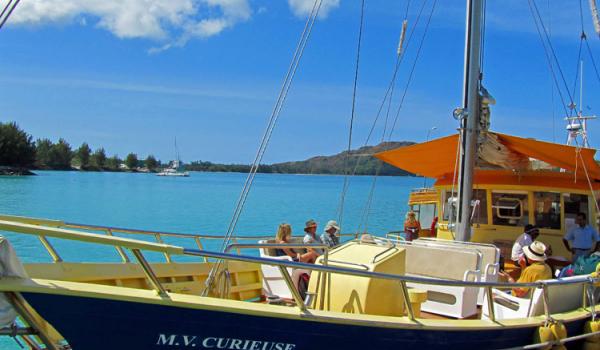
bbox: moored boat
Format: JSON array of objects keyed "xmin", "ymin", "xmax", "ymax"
[{"xmin": 1, "ymin": 0, "xmax": 600, "ymax": 348}]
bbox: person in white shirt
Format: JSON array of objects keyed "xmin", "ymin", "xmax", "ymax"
[{"xmin": 511, "ymin": 224, "xmax": 539, "ymax": 263}]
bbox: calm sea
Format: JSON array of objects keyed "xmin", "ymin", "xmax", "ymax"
[{"xmin": 0, "ymin": 171, "xmax": 421, "ymax": 348}]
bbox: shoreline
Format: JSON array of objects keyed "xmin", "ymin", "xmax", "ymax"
[{"xmin": 23, "ymin": 169, "xmax": 418, "ymax": 177}]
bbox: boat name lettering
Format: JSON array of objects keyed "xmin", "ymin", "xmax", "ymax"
[{"xmin": 156, "ymin": 334, "xmax": 296, "ymax": 350}]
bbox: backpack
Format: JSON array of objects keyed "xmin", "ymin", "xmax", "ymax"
[{"xmin": 559, "ymin": 253, "xmax": 600, "ymax": 277}]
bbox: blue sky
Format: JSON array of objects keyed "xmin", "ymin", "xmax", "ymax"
[{"xmin": 0, "ymin": 0, "xmax": 599, "ymax": 163}]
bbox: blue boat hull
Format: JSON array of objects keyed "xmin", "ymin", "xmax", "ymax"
[{"xmin": 21, "ymin": 292, "xmax": 587, "ymax": 349}]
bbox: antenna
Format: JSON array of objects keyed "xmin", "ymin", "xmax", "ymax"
[{"xmin": 565, "ymin": 60, "xmax": 596, "ymax": 148}]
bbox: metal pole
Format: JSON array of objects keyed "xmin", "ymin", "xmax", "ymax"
[
  {"xmin": 106, "ymin": 229, "xmax": 130, "ymax": 263},
  {"xmin": 131, "ymin": 249, "xmax": 169, "ymax": 298},
  {"xmin": 4, "ymin": 292, "xmax": 60, "ymax": 350},
  {"xmin": 38, "ymin": 236, "xmax": 63, "ymax": 263},
  {"xmin": 277, "ymin": 266, "xmax": 307, "ymax": 312},
  {"xmin": 422, "ymin": 126, "xmax": 437, "ymax": 187},
  {"xmin": 399, "ymin": 281, "xmax": 415, "ymax": 321},
  {"xmin": 456, "ymin": 0, "xmax": 484, "ymax": 242}
]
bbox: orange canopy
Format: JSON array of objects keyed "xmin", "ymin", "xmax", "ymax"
[{"xmin": 374, "ymin": 131, "xmax": 600, "ymax": 180}]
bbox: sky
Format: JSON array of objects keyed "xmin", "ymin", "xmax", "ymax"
[{"xmin": 0, "ymin": 0, "xmax": 599, "ymax": 164}]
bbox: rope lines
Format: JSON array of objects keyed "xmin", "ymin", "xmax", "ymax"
[
  {"xmin": 0, "ymin": 0, "xmax": 20, "ymax": 30},
  {"xmin": 356, "ymin": 0, "xmax": 438, "ymax": 235},
  {"xmin": 203, "ymin": 0, "xmax": 323, "ymax": 296},
  {"xmin": 527, "ymin": 0, "xmax": 573, "ymax": 117},
  {"xmin": 337, "ymin": 0, "xmax": 366, "ymax": 230}
]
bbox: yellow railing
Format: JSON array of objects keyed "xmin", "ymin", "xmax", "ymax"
[{"xmin": 0, "ymin": 214, "xmax": 358, "ymax": 263}]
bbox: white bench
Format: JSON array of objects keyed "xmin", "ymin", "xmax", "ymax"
[
  {"xmin": 415, "ymin": 238, "xmax": 500, "ymax": 305},
  {"xmin": 481, "ymin": 275, "xmax": 586, "ymax": 320},
  {"xmin": 257, "ymin": 239, "xmax": 310, "ymax": 300},
  {"xmin": 395, "ymin": 241, "xmax": 482, "ymax": 318}
]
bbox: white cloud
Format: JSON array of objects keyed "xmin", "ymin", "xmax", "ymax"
[
  {"xmin": 288, "ymin": 0, "xmax": 340, "ymax": 19},
  {"xmin": 9, "ymin": 0, "xmax": 252, "ymax": 49}
]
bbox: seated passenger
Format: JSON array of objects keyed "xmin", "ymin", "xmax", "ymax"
[
  {"xmin": 511, "ymin": 224, "xmax": 539, "ymax": 264},
  {"xmin": 320, "ymin": 220, "xmax": 340, "ymax": 248},
  {"xmin": 502, "ymin": 241, "xmax": 552, "ymax": 298},
  {"xmin": 275, "ymin": 223, "xmax": 316, "ymax": 263},
  {"xmin": 403, "ymin": 211, "xmax": 421, "ymax": 241},
  {"xmin": 303, "ymin": 219, "xmax": 324, "ymax": 256}
]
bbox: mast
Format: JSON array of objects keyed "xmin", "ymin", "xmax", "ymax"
[{"xmin": 456, "ymin": 0, "xmax": 484, "ymax": 241}]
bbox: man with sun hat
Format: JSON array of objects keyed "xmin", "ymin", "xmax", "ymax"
[{"xmin": 503, "ymin": 241, "xmax": 552, "ymax": 297}]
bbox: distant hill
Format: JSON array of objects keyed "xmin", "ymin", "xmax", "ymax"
[{"xmin": 186, "ymin": 141, "xmax": 415, "ymax": 176}]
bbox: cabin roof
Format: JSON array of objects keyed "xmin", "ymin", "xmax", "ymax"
[{"xmin": 374, "ymin": 131, "xmax": 600, "ymax": 181}]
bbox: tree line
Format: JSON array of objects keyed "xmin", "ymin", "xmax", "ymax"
[
  {"xmin": 1, "ymin": 121, "xmax": 414, "ymax": 176},
  {"xmin": 0, "ymin": 122, "xmax": 160, "ymax": 171}
]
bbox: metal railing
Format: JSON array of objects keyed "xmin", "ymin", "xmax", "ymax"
[
  {"xmin": 0, "ymin": 217, "xmax": 599, "ymax": 325},
  {"xmin": 0, "ymin": 214, "xmax": 359, "ymax": 263}
]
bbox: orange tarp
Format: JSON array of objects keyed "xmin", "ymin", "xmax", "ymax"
[
  {"xmin": 374, "ymin": 132, "xmax": 600, "ymax": 180},
  {"xmin": 374, "ymin": 134, "xmax": 460, "ymax": 179}
]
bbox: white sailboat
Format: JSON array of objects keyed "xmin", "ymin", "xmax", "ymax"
[{"xmin": 157, "ymin": 138, "xmax": 190, "ymax": 177}]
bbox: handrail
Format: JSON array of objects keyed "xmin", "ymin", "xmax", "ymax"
[
  {"xmin": 65, "ymin": 220, "xmax": 359, "ymax": 240},
  {"xmin": 0, "ymin": 214, "xmax": 358, "ymax": 264},
  {"xmin": 0, "ymin": 220, "xmax": 184, "ymax": 255},
  {"xmin": 0, "ymin": 218, "xmax": 596, "ymax": 289},
  {"xmin": 225, "ymin": 243, "xmax": 329, "ymax": 254}
]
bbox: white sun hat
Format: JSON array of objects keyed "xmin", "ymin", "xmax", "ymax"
[
  {"xmin": 324, "ymin": 220, "xmax": 340, "ymax": 234},
  {"xmin": 524, "ymin": 241, "xmax": 547, "ymax": 262}
]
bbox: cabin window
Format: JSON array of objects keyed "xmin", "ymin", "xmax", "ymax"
[
  {"xmin": 564, "ymin": 193, "xmax": 589, "ymax": 232},
  {"xmin": 410, "ymin": 203, "xmax": 437, "ymax": 228},
  {"xmin": 492, "ymin": 192, "xmax": 529, "ymax": 226},
  {"xmin": 534, "ymin": 192, "xmax": 560, "ymax": 230},
  {"xmin": 442, "ymin": 191, "xmax": 457, "ymax": 222},
  {"xmin": 442, "ymin": 190, "xmax": 486, "ymax": 225}
]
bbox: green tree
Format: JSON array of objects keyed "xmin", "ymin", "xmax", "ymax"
[
  {"xmin": 145, "ymin": 155, "xmax": 158, "ymax": 171},
  {"xmin": 105, "ymin": 155, "xmax": 121, "ymax": 171},
  {"xmin": 35, "ymin": 138, "xmax": 54, "ymax": 169},
  {"xmin": 48, "ymin": 138, "xmax": 73, "ymax": 169},
  {"xmin": 125, "ymin": 153, "xmax": 138, "ymax": 170},
  {"xmin": 91, "ymin": 148, "xmax": 107, "ymax": 169},
  {"xmin": 0, "ymin": 122, "xmax": 36, "ymax": 167},
  {"xmin": 75, "ymin": 142, "xmax": 92, "ymax": 169}
]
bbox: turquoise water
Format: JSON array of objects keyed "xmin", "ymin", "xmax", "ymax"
[{"xmin": 0, "ymin": 171, "xmax": 420, "ymax": 348}]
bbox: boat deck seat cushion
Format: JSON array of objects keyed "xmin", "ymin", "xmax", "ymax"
[
  {"xmin": 415, "ymin": 239, "xmax": 499, "ymax": 281},
  {"xmin": 404, "ymin": 244, "xmax": 480, "ymax": 280}
]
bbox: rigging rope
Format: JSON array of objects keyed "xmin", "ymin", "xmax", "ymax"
[
  {"xmin": 0, "ymin": 0, "xmax": 19, "ymax": 30},
  {"xmin": 548, "ymin": 0, "xmax": 557, "ymax": 142},
  {"xmin": 591, "ymin": 0, "xmax": 600, "ymax": 36},
  {"xmin": 203, "ymin": 0, "xmax": 323, "ymax": 296},
  {"xmin": 357, "ymin": 0, "xmax": 438, "ymax": 234},
  {"xmin": 337, "ymin": 0, "xmax": 366, "ymax": 230},
  {"xmin": 336, "ymin": 0, "xmax": 424, "ymax": 230},
  {"xmin": 527, "ymin": 0, "xmax": 572, "ymax": 117}
]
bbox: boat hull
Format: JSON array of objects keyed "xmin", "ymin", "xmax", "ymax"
[{"xmin": 20, "ymin": 292, "xmax": 587, "ymax": 350}]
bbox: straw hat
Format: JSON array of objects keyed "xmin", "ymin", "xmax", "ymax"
[
  {"xmin": 524, "ymin": 241, "xmax": 547, "ymax": 262},
  {"xmin": 304, "ymin": 219, "xmax": 317, "ymax": 232},
  {"xmin": 324, "ymin": 220, "xmax": 340, "ymax": 234}
]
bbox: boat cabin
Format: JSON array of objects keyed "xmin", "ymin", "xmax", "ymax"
[{"xmin": 376, "ymin": 131, "xmax": 600, "ymax": 258}]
